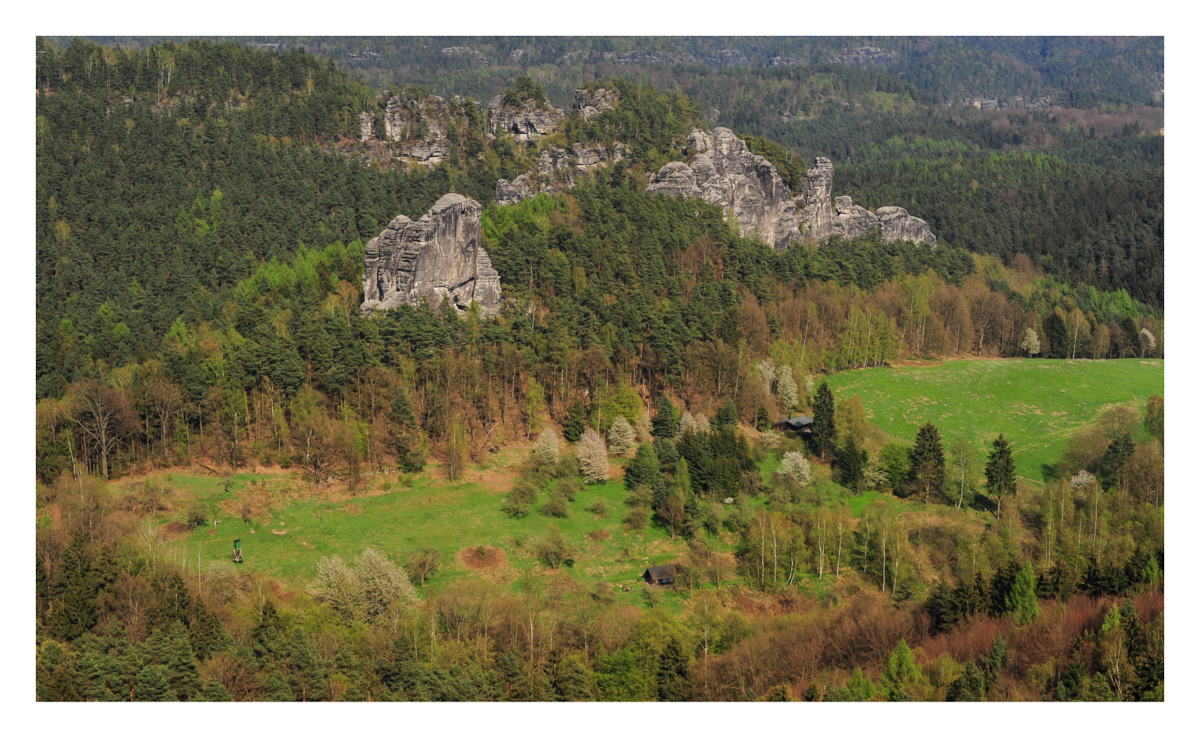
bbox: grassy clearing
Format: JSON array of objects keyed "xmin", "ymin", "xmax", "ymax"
[{"xmin": 824, "ymin": 358, "xmax": 1164, "ymax": 482}]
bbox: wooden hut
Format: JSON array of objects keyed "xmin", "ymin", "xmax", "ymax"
[{"xmin": 642, "ymin": 564, "xmax": 680, "ymax": 587}]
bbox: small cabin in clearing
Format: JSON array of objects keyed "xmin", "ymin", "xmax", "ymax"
[
  {"xmin": 773, "ymin": 415, "xmax": 814, "ymax": 434},
  {"xmin": 643, "ymin": 564, "xmax": 680, "ymax": 587}
]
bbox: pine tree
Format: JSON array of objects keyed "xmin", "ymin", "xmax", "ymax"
[
  {"xmin": 985, "ymin": 434, "xmax": 1017, "ymax": 521},
  {"xmin": 656, "ymin": 638, "xmax": 691, "ymax": 701},
  {"xmin": 812, "ymin": 382, "xmax": 835, "ymax": 458},
  {"xmin": 1006, "ymin": 561, "xmax": 1040, "ymax": 625},
  {"xmin": 909, "ymin": 421, "xmax": 946, "ymax": 503}
]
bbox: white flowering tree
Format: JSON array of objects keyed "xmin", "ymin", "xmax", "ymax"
[
  {"xmin": 577, "ymin": 428, "xmax": 609, "ymax": 483},
  {"xmin": 760, "ymin": 429, "xmax": 782, "ymax": 449},
  {"xmin": 777, "ymin": 366, "xmax": 799, "ymax": 411},
  {"xmin": 778, "ymin": 450, "xmax": 812, "ymax": 487},
  {"xmin": 532, "ymin": 427, "xmax": 560, "ymax": 464},
  {"xmin": 1139, "ymin": 328, "xmax": 1156, "ymax": 357},
  {"xmin": 606, "ymin": 416, "xmax": 637, "ymax": 457},
  {"xmin": 635, "ymin": 410, "xmax": 653, "ymax": 443},
  {"xmin": 1020, "ymin": 327, "xmax": 1041, "ymax": 357}
]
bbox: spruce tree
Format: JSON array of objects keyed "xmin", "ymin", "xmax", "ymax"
[
  {"xmin": 390, "ymin": 385, "xmax": 425, "ymax": 472},
  {"xmin": 652, "ymin": 395, "xmax": 680, "ymax": 438},
  {"xmin": 945, "ymin": 662, "xmax": 987, "ymax": 701},
  {"xmin": 563, "ymin": 401, "xmax": 587, "ymax": 443},
  {"xmin": 199, "ymin": 678, "xmax": 233, "ymax": 701},
  {"xmin": 553, "ymin": 654, "xmax": 595, "ymax": 701},
  {"xmin": 189, "ymin": 599, "xmax": 233, "ymax": 662},
  {"xmin": 713, "ymin": 400, "xmax": 739, "ymax": 432},
  {"xmin": 624, "ymin": 442, "xmax": 660, "ymax": 490},
  {"xmin": 834, "ymin": 437, "xmax": 866, "ymax": 491},
  {"xmin": 656, "ymin": 638, "xmax": 691, "ymax": 701},
  {"xmin": 288, "ymin": 627, "xmax": 329, "ymax": 702},
  {"xmin": 48, "ymin": 531, "xmax": 98, "ymax": 641},
  {"xmin": 812, "ymin": 382, "xmax": 835, "ymax": 458},
  {"xmin": 161, "ymin": 620, "xmax": 202, "ymax": 700},
  {"xmin": 985, "ymin": 434, "xmax": 1017, "ymax": 521},
  {"xmin": 136, "ymin": 665, "xmax": 177, "ymax": 702},
  {"xmin": 260, "ymin": 669, "xmax": 295, "ymax": 701},
  {"xmin": 37, "ymin": 641, "xmax": 81, "ymax": 702},
  {"xmin": 1005, "ymin": 561, "xmax": 1040, "ymax": 625},
  {"xmin": 909, "ymin": 421, "xmax": 946, "ymax": 503}
]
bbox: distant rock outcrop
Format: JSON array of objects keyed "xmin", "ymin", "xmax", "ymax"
[
  {"xmin": 572, "ymin": 88, "xmax": 619, "ymax": 120},
  {"xmin": 493, "ymin": 142, "xmax": 625, "ymax": 206},
  {"xmin": 488, "ymin": 96, "xmax": 565, "ymax": 143},
  {"xmin": 647, "ymin": 129, "xmax": 937, "ymax": 248},
  {"xmin": 646, "ymin": 127, "xmax": 800, "ymax": 250},
  {"xmin": 361, "ymin": 194, "xmax": 501, "ymax": 316}
]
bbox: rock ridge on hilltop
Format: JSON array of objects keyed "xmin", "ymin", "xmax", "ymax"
[{"xmin": 645, "ymin": 128, "xmax": 937, "ymax": 249}]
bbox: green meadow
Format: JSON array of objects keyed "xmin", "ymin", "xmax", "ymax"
[{"xmin": 823, "ymin": 358, "xmax": 1164, "ymax": 482}]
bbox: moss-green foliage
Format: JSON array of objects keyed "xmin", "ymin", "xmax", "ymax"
[
  {"xmin": 739, "ymin": 134, "xmax": 806, "ymax": 191},
  {"xmin": 825, "ymin": 358, "xmax": 1163, "ymax": 481}
]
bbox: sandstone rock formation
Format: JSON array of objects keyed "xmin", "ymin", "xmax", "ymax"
[
  {"xmin": 374, "ymin": 93, "xmax": 480, "ymax": 166},
  {"xmin": 647, "ymin": 130, "xmax": 937, "ymax": 248},
  {"xmin": 361, "ymin": 194, "xmax": 501, "ymax": 316},
  {"xmin": 495, "ymin": 175, "xmax": 538, "ymax": 207},
  {"xmin": 572, "ymin": 88, "xmax": 619, "ymax": 120},
  {"xmin": 488, "ymin": 96, "xmax": 565, "ymax": 143},
  {"xmin": 493, "ymin": 143, "xmax": 626, "ymax": 206},
  {"xmin": 798, "ymin": 157, "xmax": 835, "ymax": 240},
  {"xmin": 646, "ymin": 127, "xmax": 800, "ymax": 250}
]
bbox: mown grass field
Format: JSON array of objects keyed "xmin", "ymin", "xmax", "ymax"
[{"xmin": 824, "ymin": 358, "xmax": 1164, "ymax": 482}]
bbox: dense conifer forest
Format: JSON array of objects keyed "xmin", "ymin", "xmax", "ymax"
[{"xmin": 35, "ymin": 37, "xmax": 1164, "ymax": 703}]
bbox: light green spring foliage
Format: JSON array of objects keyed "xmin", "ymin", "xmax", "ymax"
[{"xmin": 1007, "ymin": 561, "xmax": 1040, "ymax": 625}]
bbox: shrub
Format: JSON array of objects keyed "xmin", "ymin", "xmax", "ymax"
[
  {"xmin": 626, "ymin": 506, "xmax": 651, "ymax": 530},
  {"xmin": 557, "ymin": 475, "xmax": 581, "ymax": 501},
  {"xmin": 541, "ymin": 492, "xmax": 570, "ymax": 518},
  {"xmin": 585, "ymin": 500, "xmax": 608, "ymax": 518}
]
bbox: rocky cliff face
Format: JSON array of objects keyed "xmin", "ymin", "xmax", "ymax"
[
  {"xmin": 572, "ymin": 88, "xmax": 619, "ymax": 120},
  {"xmin": 646, "ymin": 127, "xmax": 800, "ymax": 250},
  {"xmin": 494, "ymin": 142, "xmax": 626, "ymax": 206},
  {"xmin": 798, "ymin": 157, "xmax": 835, "ymax": 240},
  {"xmin": 488, "ymin": 96, "xmax": 565, "ymax": 143},
  {"xmin": 647, "ymin": 130, "xmax": 937, "ymax": 248},
  {"xmin": 361, "ymin": 194, "xmax": 501, "ymax": 316}
]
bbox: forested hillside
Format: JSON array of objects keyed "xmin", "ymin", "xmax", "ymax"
[{"xmin": 35, "ymin": 38, "xmax": 1165, "ymax": 703}]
